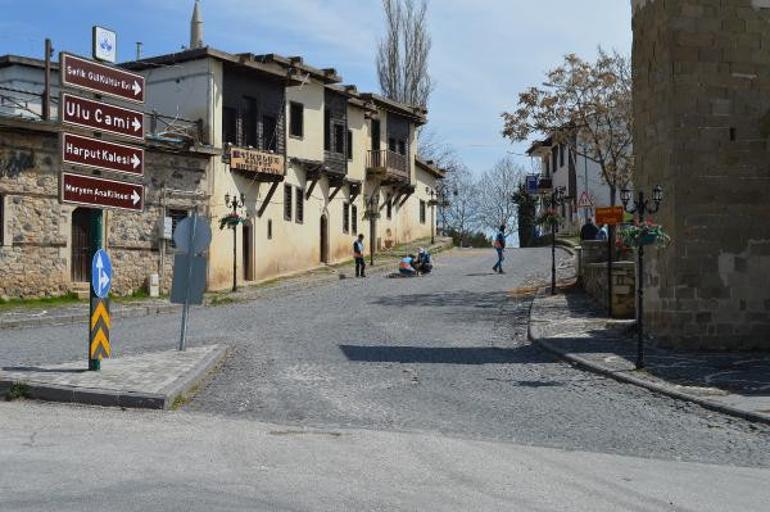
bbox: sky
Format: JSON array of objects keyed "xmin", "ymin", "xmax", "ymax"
[{"xmin": 0, "ymin": 0, "xmax": 632, "ymax": 175}]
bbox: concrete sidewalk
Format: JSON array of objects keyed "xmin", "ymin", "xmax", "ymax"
[
  {"xmin": 529, "ymin": 290, "xmax": 770, "ymax": 425},
  {"xmin": 0, "ymin": 344, "xmax": 227, "ymax": 409}
]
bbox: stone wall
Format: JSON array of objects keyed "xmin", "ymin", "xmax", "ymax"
[
  {"xmin": 583, "ymin": 261, "xmax": 636, "ymax": 320},
  {"xmin": 0, "ymin": 120, "xmax": 209, "ymax": 299},
  {"xmin": 632, "ymin": 0, "xmax": 770, "ymax": 350}
]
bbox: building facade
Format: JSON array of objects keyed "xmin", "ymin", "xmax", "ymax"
[
  {"xmin": 631, "ymin": 0, "xmax": 770, "ymax": 350},
  {"xmin": 527, "ymin": 133, "xmax": 612, "ymax": 236},
  {"xmin": 0, "ymin": 8, "xmax": 443, "ymax": 298}
]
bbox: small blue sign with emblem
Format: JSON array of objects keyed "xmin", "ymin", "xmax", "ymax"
[
  {"xmin": 526, "ymin": 175, "xmax": 539, "ymax": 195},
  {"xmin": 91, "ymin": 249, "xmax": 112, "ymax": 299}
]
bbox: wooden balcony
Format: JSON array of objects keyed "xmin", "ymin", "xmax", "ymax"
[{"xmin": 366, "ymin": 149, "xmax": 409, "ymax": 183}]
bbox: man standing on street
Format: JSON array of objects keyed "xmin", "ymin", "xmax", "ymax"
[
  {"xmin": 492, "ymin": 225, "xmax": 506, "ymax": 274},
  {"xmin": 353, "ymin": 234, "xmax": 366, "ymax": 278},
  {"xmin": 580, "ymin": 217, "xmax": 599, "ymax": 241}
]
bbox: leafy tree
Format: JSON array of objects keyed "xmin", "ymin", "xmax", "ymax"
[
  {"xmin": 502, "ymin": 49, "xmax": 632, "ymax": 205},
  {"xmin": 512, "ymin": 182, "xmax": 538, "ymax": 248}
]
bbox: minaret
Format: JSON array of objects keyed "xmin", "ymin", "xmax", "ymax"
[{"xmin": 190, "ymin": 0, "xmax": 204, "ymax": 49}]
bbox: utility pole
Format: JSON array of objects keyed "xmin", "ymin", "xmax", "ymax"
[{"xmin": 42, "ymin": 39, "xmax": 52, "ymax": 121}]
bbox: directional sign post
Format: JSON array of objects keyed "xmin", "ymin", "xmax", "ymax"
[
  {"xmin": 62, "ymin": 133, "xmax": 144, "ymax": 176},
  {"xmin": 61, "ymin": 172, "xmax": 144, "ymax": 212},
  {"xmin": 61, "ymin": 93, "xmax": 145, "ymax": 141},
  {"xmin": 61, "ymin": 52, "xmax": 144, "ymax": 102},
  {"xmin": 170, "ymin": 213, "xmax": 211, "ymax": 351}
]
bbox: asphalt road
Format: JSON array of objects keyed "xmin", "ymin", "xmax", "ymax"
[
  {"xmin": 1, "ymin": 248, "xmax": 768, "ymax": 469},
  {"xmin": 2, "ymin": 400, "xmax": 768, "ymax": 512}
]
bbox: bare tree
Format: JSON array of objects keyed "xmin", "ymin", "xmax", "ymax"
[
  {"xmin": 476, "ymin": 156, "xmax": 523, "ymax": 239},
  {"xmin": 502, "ymin": 49, "xmax": 632, "ymax": 205},
  {"xmin": 443, "ymin": 165, "xmax": 480, "ymax": 246},
  {"xmin": 376, "ymin": 0, "xmax": 433, "ymax": 108}
]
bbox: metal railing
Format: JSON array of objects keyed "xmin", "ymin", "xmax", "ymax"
[
  {"xmin": 366, "ymin": 149, "xmax": 409, "ymax": 180},
  {"xmin": 0, "ymin": 86, "xmax": 57, "ymax": 120}
]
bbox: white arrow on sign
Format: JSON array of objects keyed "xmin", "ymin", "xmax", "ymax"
[
  {"xmin": 131, "ymin": 154, "xmax": 141, "ymax": 169},
  {"xmin": 132, "ymin": 81, "xmax": 142, "ymax": 97},
  {"xmin": 132, "ymin": 117, "xmax": 142, "ymax": 132},
  {"xmin": 131, "ymin": 189, "xmax": 141, "ymax": 206},
  {"xmin": 95, "ymin": 253, "xmax": 110, "ymax": 296}
]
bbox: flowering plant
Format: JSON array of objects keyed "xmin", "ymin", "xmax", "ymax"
[
  {"xmin": 219, "ymin": 212, "xmax": 244, "ymax": 230},
  {"xmin": 536, "ymin": 208, "xmax": 560, "ymax": 229},
  {"xmin": 619, "ymin": 219, "xmax": 671, "ymax": 248}
]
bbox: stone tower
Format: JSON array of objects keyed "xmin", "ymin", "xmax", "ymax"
[
  {"xmin": 190, "ymin": 0, "xmax": 204, "ymax": 49},
  {"xmin": 631, "ymin": 0, "xmax": 770, "ymax": 350}
]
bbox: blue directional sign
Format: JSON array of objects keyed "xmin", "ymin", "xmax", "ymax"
[
  {"xmin": 91, "ymin": 249, "xmax": 113, "ymax": 299},
  {"xmin": 526, "ymin": 175, "xmax": 539, "ymax": 195}
]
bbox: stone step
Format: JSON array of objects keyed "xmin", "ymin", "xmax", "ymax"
[{"xmin": 69, "ymin": 282, "xmax": 90, "ymax": 300}]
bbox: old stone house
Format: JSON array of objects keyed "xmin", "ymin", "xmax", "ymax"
[{"xmin": 0, "ymin": 109, "xmax": 210, "ymax": 299}]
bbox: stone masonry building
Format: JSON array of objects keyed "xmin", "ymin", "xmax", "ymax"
[{"xmin": 632, "ymin": 0, "xmax": 770, "ymax": 350}]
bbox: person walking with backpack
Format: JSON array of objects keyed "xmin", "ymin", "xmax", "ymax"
[
  {"xmin": 492, "ymin": 225, "xmax": 506, "ymax": 274},
  {"xmin": 353, "ymin": 234, "xmax": 366, "ymax": 278}
]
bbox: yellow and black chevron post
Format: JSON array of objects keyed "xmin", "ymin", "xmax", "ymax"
[{"xmin": 89, "ymin": 298, "xmax": 111, "ymax": 362}]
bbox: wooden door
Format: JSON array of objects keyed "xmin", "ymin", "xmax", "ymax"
[
  {"xmin": 242, "ymin": 224, "xmax": 253, "ymax": 281},
  {"xmin": 71, "ymin": 208, "xmax": 93, "ymax": 282}
]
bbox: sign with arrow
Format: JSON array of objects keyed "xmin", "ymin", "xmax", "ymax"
[
  {"xmin": 61, "ymin": 172, "xmax": 144, "ymax": 212},
  {"xmin": 91, "ymin": 249, "xmax": 112, "ymax": 299},
  {"xmin": 62, "ymin": 133, "xmax": 144, "ymax": 176},
  {"xmin": 61, "ymin": 93, "xmax": 144, "ymax": 141},
  {"xmin": 61, "ymin": 52, "xmax": 144, "ymax": 103},
  {"xmin": 89, "ymin": 298, "xmax": 111, "ymax": 360}
]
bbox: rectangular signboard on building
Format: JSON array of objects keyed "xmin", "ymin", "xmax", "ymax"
[
  {"xmin": 61, "ymin": 93, "xmax": 145, "ymax": 141},
  {"xmin": 61, "ymin": 133, "xmax": 144, "ymax": 176},
  {"xmin": 229, "ymin": 147, "xmax": 285, "ymax": 177},
  {"xmin": 61, "ymin": 172, "xmax": 144, "ymax": 212},
  {"xmin": 60, "ymin": 53, "xmax": 144, "ymax": 103}
]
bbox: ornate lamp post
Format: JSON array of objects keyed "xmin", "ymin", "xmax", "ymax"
[
  {"xmin": 224, "ymin": 192, "xmax": 245, "ymax": 292},
  {"xmin": 542, "ymin": 186, "xmax": 566, "ymax": 295},
  {"xmin": 426, "ymin": 187, "xmax": 437, "ymax": 245},
  {"xmin": 620, "ymin": 185, "xmax": 663, "ymax": 370}
]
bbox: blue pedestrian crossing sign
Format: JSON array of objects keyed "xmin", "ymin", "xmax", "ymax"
[{"xmin": 91, "ymin": 249, "xmax": 112, "ymax": 299}]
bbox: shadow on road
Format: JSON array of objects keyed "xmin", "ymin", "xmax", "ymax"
[{"xmin": 339, "ymin": 344, "xmax": 556, "ymax": 365}]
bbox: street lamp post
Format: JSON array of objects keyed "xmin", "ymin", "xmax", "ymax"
[
  {"xmin": 426, "ymin": 187, "xmax": 436, "ymax": 245},
  {"xmin": 224, "ymin": 192, "xmax": 245, "ymax": 292},
  {"xmin": 620, "ymin": 185, "xmax": 663, "ymax": 370},
  {"xmin": 542, "ymin": 187, "xmax": 566, "ymax": 295}
]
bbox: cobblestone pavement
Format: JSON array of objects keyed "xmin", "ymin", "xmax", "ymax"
[{"xmin": 1, "ymin": 248, "xmax": 768, "ymax": 467}]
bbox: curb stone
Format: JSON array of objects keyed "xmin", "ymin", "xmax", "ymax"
[
  {"xmin": 527, "ymin": 294, "xmax": 770, "ymax": 427},
  {"xmin": 1, "ymin": 344, "xmax": 229, "ymax": 410}
]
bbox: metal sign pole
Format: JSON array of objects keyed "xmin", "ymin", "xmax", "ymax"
[
  {"xmin": 88, "ymin": 210, "xmax": 104, "ymax": 371},
  {"xmin": 178, "ymin": 213, "xmax": 197, "ymax": 351}
]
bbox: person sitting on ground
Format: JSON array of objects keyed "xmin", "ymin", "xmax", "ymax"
[
  {"xmin": 399, "ymin": 254, "xmax": 418, "ymax": 277},
  {"xmin": 415, "ymin": 248, "xmax": 433, "ymax": 274},
  {"xmin": 580, "ymin": 217, "xmax": 599, "ymax": 241}
]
